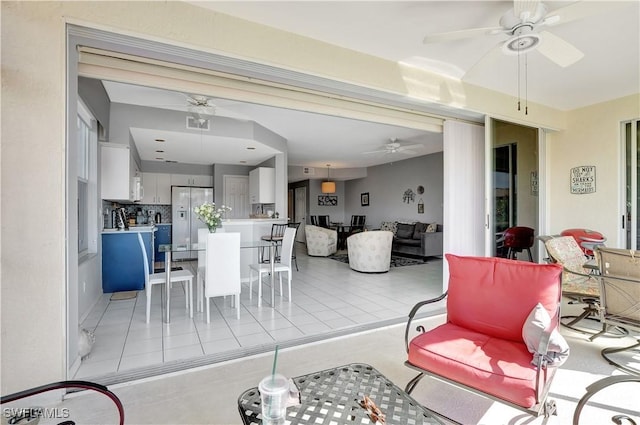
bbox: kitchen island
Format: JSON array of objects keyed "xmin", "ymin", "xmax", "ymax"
[{"xmin": 102, "ymin": 225, "xmax": 156, "ymax": 293}]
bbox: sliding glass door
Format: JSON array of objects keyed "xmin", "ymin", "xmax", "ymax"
[
  {"xmin": 488, "ymin": 119, "xmax": 540, "ymax": 260},
  {"xmin": 623, "ymin": 119, "xmax": 640, "ymax": 249}
]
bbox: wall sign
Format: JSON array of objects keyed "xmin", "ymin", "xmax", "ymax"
[{"xmin": 570, "ymin": 165, "xmax": 596, "ymax": 194}]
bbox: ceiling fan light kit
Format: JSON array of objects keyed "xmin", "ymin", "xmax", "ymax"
[{"xmin": 322, "ymin": 164, "xmax": 336, "ymax": 194}]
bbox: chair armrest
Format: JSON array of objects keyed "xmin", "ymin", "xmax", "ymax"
[{"xmin": 404, "ymin": 292, "xmax": 448, "ymax": 353}]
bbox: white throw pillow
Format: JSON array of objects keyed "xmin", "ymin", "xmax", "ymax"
[{"xmin": 522, "ymin": 303, "xmax": 570, "ymax": 367}]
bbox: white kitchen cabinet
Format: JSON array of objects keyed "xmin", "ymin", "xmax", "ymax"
[
  {"xmin": 171, "ymin": 174, "xmax": 213, "ymax": 187},
  {"xmin": 142, "ymin": 172, "xmax": 171, "ymax": 204},
  {"xmin": 101, "ymin": 143, "xmax": 139, "ymax": 202},
  {"xmin": 249, "ymin": 167, "xmax": 275, "ymax": 204}
]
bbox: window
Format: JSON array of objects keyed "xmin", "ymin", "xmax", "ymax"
[{"xmin": 77, "ymin": 100, "xmax": 97, "ymax": 255}]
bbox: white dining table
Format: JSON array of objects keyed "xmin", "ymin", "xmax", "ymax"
[{"xmin": 159, "ymin": 239, "xmax": 276, "ymax": 323}]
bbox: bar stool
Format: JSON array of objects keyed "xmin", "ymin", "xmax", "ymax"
[{"xmin": 503, "ymin": 226, "xmax": 535, "ymax": 261}]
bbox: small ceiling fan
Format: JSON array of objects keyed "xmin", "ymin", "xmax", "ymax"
[
  {"xmin": 363, "ymin": 139, "xmax": 423, "ymax": 155},
  {"xmin": 423, "ymin": 0, "xmax": 626, "ymax": 69}
]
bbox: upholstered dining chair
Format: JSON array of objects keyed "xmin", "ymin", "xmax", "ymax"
[
  {"xmin": 204, "ymin": 232, "xmax": 241, "ymax": 323},
  {"xmin": 349, "ymin": 215, "xmax": 366, "ymax": 234},
  {"xmin": 317, "ymin": 215, "xmax": 330, "ymax": 228},
  {"xmin": 250, "ymin": 227, "xmax": 296, "ymax": 306},
  {"xmin": 137, "ymin": 232, "xmax": 194, "ymax": 323}
]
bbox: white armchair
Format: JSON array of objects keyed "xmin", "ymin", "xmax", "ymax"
[
  {"xmin": 347, "ymin": 230, "xmax": 393, "ymax": 273},
  {"xmin": 305, "ymin": 225, "xmax": 337, "ymax": 257}
]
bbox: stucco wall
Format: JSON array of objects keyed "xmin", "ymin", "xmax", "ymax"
[{"xmin": 547, "ymin": 94, "xmax": 640, "ymax": 246}]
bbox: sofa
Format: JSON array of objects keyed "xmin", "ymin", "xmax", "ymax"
[
  {"xmin": 346, "ymin": 230, "xmax": 394, "ymax": 273},
  {"xmin": 305, "ymin": 225, "xmax": 337, "ymax": 257},
  {"xmin": 380, "ymin": 221, "xmax": 443, "ymax": 258}
]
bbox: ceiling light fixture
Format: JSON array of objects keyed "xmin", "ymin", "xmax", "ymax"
[{"xmin": 321, "ymin": 164, "xmax": 336, "ymax": 194}]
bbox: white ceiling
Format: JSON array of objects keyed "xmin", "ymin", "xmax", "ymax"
[
  {"xmin": 100, "ymin": 1, "xmax": 639, "ymax": 172},
  {"xmin": 102, "ymin": 80, "xmax": 444, "ymax": 169},
  {"xmin": 193, "ymin": 0, "xmax": 639, "ymax": 110}
]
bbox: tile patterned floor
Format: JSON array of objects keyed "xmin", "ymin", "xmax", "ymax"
[{"xmin": 75, "ymin": 248, "xmax": 444, "ymax": 380}]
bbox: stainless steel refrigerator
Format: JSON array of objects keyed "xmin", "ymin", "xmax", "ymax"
[{"xmin": 171, "ymin": 186, "xmax": 214, "ymax": 260}]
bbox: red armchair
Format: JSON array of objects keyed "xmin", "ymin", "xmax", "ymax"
[{"xmin": 404, "ymin": 254, "xmax": 566, "ymax": 418}]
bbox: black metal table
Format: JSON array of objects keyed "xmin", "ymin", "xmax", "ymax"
[{"xmin": 237, "ymin": 363, "xmax": 444, "ymax": 424}]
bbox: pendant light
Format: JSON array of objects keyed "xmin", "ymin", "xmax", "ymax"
[{"xmin": 321, "ymin": 164, "xmax": 336, "ymax": 194}]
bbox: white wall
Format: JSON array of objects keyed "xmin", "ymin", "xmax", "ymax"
[{"xmin": 548, "ymin": 94, "xmax": 640, "ymax": 247}]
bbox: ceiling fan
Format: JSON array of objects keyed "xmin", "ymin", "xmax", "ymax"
[
  {"xmin": 423, "ymin": 0, "xmax": 623, "ymax": 69},
  {"xmin": 363, "ymin": 139, "xmax": 423, "ymax": 155}
]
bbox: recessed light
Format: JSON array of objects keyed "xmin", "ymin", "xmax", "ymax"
[
  {"xmin": 155, "ymin": 157, "xmax": 164, "ymax": 160},
  {"xmin": 155, "ymin": 150, "xmax": 164, "ymax": 153},
  {"xmin": 239, "ymin": 160, "xmax": 247, "ymax": 164},
  {"xmin": 155, "ymin": 138, "xmax": 165, "ymax": 142},
  {"xmin": 246, "ymin": 147, "xmax": 256, "ymax": 150},
  {"xmin": 165, "ymin": 160, "xmax": 178, "ymax": 163}
]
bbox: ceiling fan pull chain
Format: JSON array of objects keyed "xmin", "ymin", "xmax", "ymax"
[
  {"xmin": 517, "ymin": 42, "xmax": 521, "ymax": 111},
  {"xmin": 525, "ymin": 52, "xmax": 529, "ymax": 115}
]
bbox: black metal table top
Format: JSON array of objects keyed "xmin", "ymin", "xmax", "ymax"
[{"xmin": 237, "ymin": 363, "xmax": 444, "ymax": 425}]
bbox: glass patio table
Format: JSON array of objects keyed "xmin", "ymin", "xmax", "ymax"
[{"xmin": 159, "ymin": 239, "xmax": 275, "ymax": 323}]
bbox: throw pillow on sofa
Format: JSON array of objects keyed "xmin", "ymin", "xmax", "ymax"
[
  {"xmin": 396, "ymin": 223, "xmax": 415, "ymax": 239},
  {"xmin": 380, "ymin": 221, "xmax": 397, "ymax": 234},
  {"xmin": 413, "ymin": 222, "xmax": 428, "ymax": 239},
  {"xmin": 426, "ymin": 223, "xmax": 437, "ymax": 232}
]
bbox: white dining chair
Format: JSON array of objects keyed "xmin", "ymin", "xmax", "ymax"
[
  {"xmin": 249, "ymin": 227, "xmax": 296, "ymax": 307},
  {"xmin": 137, "ymin": 232, "xmax": 194, "ymax": 323},
  {"xmin": 197, "ymin": 227, "xmax": 225, "ymax": 313},
  {"xmin": 204, "ymin": 232, "xmax": 241, "ymax": 323}
]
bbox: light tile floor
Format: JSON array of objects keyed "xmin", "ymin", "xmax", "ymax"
[{"xmin": 75, "ymin": 247, "xmax": 444, "ymax": 381}]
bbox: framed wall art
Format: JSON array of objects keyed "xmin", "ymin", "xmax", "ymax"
[
  {"xmin": 361, "ymin": 192, "xmax": 369, "ymax": 206},
  {"xmin": 318, "ymin": 195, "xmax": 338, "ymax": 206}
]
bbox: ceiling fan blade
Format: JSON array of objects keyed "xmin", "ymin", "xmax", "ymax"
[
  {"xmin": 514, "ymin": 0, "xmax": 540, "ymax": 20},
  {"xmin": 397, "ymin": 149, "xmax": 417, "ymax": 155},
  {"xmin": 397, "ymin": 144, "xmax": 424, "ymax": 151},
  {"xmin": 362, "ymin": 149, "xmax": 386, "ymax": 155},
  {"xmin": 423, "ymin": 26, "xmax": 504, "ymax": 44},
  {"xmin": 537, "ymin": 30, "xmax": 584, "ymax": 67},
  {"xmin": 462, "ymin": 40, "xmax": 504, "ymax": 80}
]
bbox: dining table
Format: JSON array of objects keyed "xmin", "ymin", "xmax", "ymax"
[
  {"xmin": 330, "ymin": 222, "xmax": 352, "ymax": 250},
  {"xmin": 159, "ymin": 238, "xmax": 277, "ymax": 324}
]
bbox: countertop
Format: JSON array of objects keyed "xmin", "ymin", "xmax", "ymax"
[{"xmin": 102, "ymin": 225, "xmax": 157, "ymax": 234}]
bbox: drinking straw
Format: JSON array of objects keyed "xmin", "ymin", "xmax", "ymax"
[{"xmin": 271, "ymin": 345, "xmax": 279, "ymax": 383}]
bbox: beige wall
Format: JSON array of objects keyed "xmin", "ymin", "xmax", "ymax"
[
  {"xmin": 1, "ymin": 1, "xmax": 637, "ymax": 393},
  {"xmin": 547, "ymin": 94, "xmax": 640, "ymax": 245}
]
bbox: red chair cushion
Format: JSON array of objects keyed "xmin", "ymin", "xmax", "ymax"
[
  {"xmin": 408, "ymin": 323, "xmax": 542, "ymax": 408},
  {"xmin": 446, "ymin": 254, "xmax": 562, "ymax": 342}
]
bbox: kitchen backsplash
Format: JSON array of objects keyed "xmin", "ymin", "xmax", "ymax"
[{"xmin": 102, "ymin": 201, "xmax": 172, "ymax": 227}]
